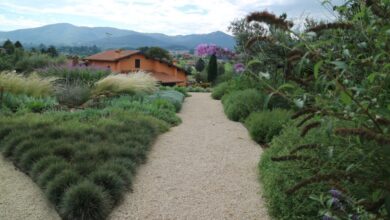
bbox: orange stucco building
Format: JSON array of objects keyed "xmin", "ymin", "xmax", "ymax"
[{"xmin": 84, "ymin": 50, "xmax": 188, "ymax": 86}]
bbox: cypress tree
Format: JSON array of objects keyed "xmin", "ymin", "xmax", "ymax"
[{"xmin": 207, "ymin": 54, "xmax": 218, "ymax": 83}]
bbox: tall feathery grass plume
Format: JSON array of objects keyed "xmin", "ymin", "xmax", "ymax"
[
  {"xmin": 0, "ymin": 71, "xmax": 56, "ymax": 97},
  {"xmin": 93, "ymin": 71, "xmax": 158, "ymax": 96}
]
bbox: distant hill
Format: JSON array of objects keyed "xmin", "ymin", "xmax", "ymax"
[{"xmin": 0, "ymin": 23, "xmax": 236, "ymax": 50}]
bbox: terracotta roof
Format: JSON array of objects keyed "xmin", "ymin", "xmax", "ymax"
[
  {"xmin": 85, "ymin": 49, "xmax": 190, "ymax": 75},
  {"xmin": 149, "ymin": 72, "xmax": 184, "ymax": 84},
  {"xmin": 84, "ymin": 50, "xmax": 140, "ymax": 61}
]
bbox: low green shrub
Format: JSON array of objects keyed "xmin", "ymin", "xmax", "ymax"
[
  {"xmin": 211, "ymin": 81, "xmax": 230, "ymax": 100},
  {"xmin": 147, "ymin": 90, "xmax": 185, "ymax": 112},
  {"xmin": 245, "ymin": 109, "xmax": 291, "ymax": 144},
  {"xmin": 89, "ymin": 170, "xmax": 126, "ymax": 205},
  {"xmin": 105, "ymin": 97, "xmax": 181, "ymax": 126},
  {"xmin": 160, "ymin": 86, "xmax": 189, "ymax": 97},
  {"xmin": 151, "ymin": 98, "xmax": 177, "ymax": 112},
  {"xmin": 55, "ymin": 84, "xmax": 91, "ymax": 107},
  {"xmin": 1, "ymin": 92, "xmax": 58, "ymax": 113},
  {"xmin": 259, "ymin": 119, "xmax": 388, "ymax": 219},
  {"xmin": 186, "ymin": 86, "xmax": 212, "ymax": 93},
  {"xmin": 267, "ymin": 94, "xmax": 291, "ymax": 110},
  {"xmin": 222, "ymin": 89, "xmax": 264, "ymax": 121},
  {"xmin": 60, "ymin": 181, "xmax": 111, "ymax": 220}
]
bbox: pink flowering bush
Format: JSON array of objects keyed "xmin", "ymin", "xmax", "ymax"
[
  {"xmin": 234, "ymin": 63, "xmax": 245, "ymax": 73},
  {"xmin": 195, "ymin": 44, "xmax": 235, "ymax": 59}
]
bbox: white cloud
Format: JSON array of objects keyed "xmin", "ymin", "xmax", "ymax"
[
  {"xmin": 0, "ymin": 14, "xmax": 44, "ymax": 30},
  {"xmin": 0, "ymin": 0, "xmax": 337, "ymax": 35}
]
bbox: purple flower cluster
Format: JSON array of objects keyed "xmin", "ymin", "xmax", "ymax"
[
  {"xmin": 195, "ymin": 44, "xmax": 235, "ymax": 59},
  {"xmin": 234, "ymin": 63, "xmax": 245, "ymax": 73},
  {"xmin": 329, "ymin": 189, "xmax": 343, "ymax": 199}
]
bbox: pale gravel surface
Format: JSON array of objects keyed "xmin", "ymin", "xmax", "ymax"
[
  {"xmin": 110, "ymin": 93, "xmax": 270, "ymax": 220},
  {"xmin": 0, "ymin": 155, "xmax": 61, "ymax": 220}
]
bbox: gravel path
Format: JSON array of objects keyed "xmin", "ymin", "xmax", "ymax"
[
  {"xmin": 110, "ymin": 93, "xmax": 269, "ymax": 220},
  {"xmin": 0, "ymin": 156, "xmax": 61, "ymax": 220}
]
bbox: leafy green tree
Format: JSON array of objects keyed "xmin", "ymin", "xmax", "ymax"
[
  {"xmin": 195, "ymin": 58, "xmax": 205, "ymax": 72},
  {"xmin": 14, "ymin": 41, "xmax": 23, "ymax": 49},
  {"xmin": 2, "ymin": 40, "xmax": 15, "ymax": 55},
  {"xmin": 207, "ymin": 54, "xmax": 218, "ymax": 83},
  {"xmin": 46, "ymin": 46, "xmax": 59, "ymax": 57},
  {"xmin": 140, "ymin": 47, "xmax": 172, "ymax": 62}
]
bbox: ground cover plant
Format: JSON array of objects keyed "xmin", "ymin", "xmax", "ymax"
[
  {"xmin": 0, "ymin": 67, "xmax": 185, "ymax": 219},
  {"xmin": 0, "ymin": 111, "xmax": 167, "ymax": 220},
  {"xmin": 224, "ymin": 0, "xmax": 390, "ymax": 219},
  {"xmin": 148, "ymin": 90, "xmax": 185, "ymax": 112}
]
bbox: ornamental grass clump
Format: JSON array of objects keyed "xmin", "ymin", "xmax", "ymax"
[
  {"xmin": 94, "ymin": 71, "xmax": 157, "ymax": 96},
  {"xmin": 0, "ymin": 109, "xmax": 170, "ymax": 219},
  {"xmin": 0, "ymin": 71, "xmax": 56, "ymax": 97},
  {"xmin": 59, "ymin": 181, "xmax": 111, "ymax": 220}
]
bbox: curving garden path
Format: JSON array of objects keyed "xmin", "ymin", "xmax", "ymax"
[
  {"xmin": 0, "ymin": 155, "xmax": 61, "ymax": 220},
  {"xmin": 0, "ymin": 93, "xmax": 269, "ymax": 220},
  {"xmin": 109, "ymin": 93, "xmax": 269, "ymax": 220}
]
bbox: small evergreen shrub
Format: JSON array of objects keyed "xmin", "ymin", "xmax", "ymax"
[
  {"xmin": 222, "ymin": 89, "xmax": 264, "ymax": 121},
  {"xmin": 56, "ymin": 84, "xmax": 91, "ymax": 107},
  {"xmin": 147, "ymin": 90, "xmax": 185, "ymax": 112},
  {"xmin": 60, "ymin": 181, "xmax": 111, "ymax": 220},
  {"xmin": 1, "ymin": 92, "xmax": 57, "ymax": 113},
  {"xmin": 244, "ymin": 109, "xmax": 291, "ymax": 144},
  {"xmin": 211, "ymin": 81, "xmax": 230, "ymax": 100},
  {"xmin": 151, "ymin": 98, "xmax": 175, "ymax": 110}
]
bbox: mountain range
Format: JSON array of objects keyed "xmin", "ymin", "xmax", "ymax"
[{"xmin": 0, "ymin": 23, "xmax": 236, "ymax": 50}]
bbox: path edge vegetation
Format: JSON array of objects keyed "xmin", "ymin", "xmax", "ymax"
[{"xmin": 213, "ymin": 1, "xmax": 390, "ymax": 219}]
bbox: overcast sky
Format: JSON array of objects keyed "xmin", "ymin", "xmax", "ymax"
[{"xmin": 0, "ymin": 0, "xmax": 344, "ymax": 35}]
